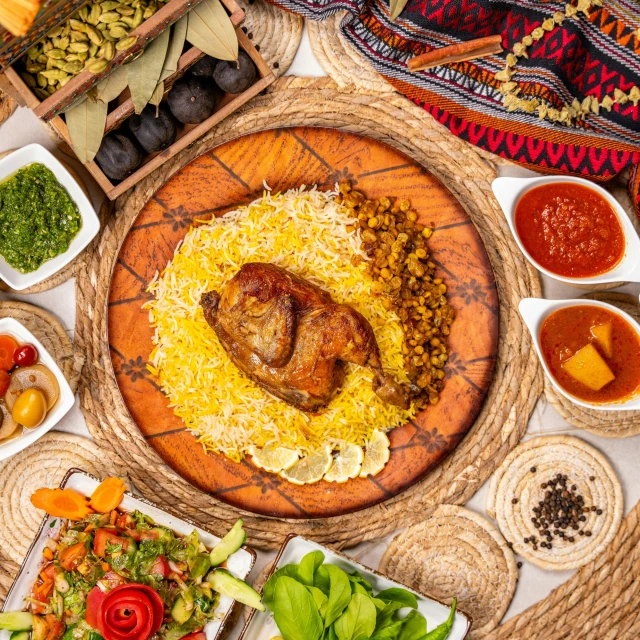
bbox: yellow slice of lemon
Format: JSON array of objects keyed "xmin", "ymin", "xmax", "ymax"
[
  {"xmin": 324, "ymin": 443, "xmax": 364, "ymax": 483},
  {"xmin": 249, "ymin": 446, "xmax": 300, "ymax": 473},
  {"xmin": 359, "ymin": 430, "xmax": 390, "ymax": 478},
  {"xmin": 281, "ymin": 446, "xmax": 333, "ymax": 485}
]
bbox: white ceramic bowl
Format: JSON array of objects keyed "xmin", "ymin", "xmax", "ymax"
[
  {"xmin": 0, "ymin": 469, "xmax": 256, "ymax": 640},
  {"xmin": 519, "ymin": 297, "xmax": 640, "ymax": 411},
  {"xmin": 0, "ymin": 317, "xmax": 75, "ymax": 461},
  {"xmin": 0, "ymin": 144, "xmax": 100, "ymax": 290},
  {"xmin": 493, "ymin": 176, "xmax": 640, "ymax": 285},
  {"xmin": 239, "ymin": 535, "xmax": 471, "ymax": 640}
]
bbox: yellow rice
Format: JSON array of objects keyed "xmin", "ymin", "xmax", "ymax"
[{"xmin": 146, "ymin": 185, "xmax": 414, "ymax": 461}]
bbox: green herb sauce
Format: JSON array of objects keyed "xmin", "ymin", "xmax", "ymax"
[{"xmin": 0, "ymin": 162, "xmax": 82, "ymax": 273}]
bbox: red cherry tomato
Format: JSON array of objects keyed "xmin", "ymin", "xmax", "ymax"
[
  {"xmin": 14, "ymin": 344, "xmax": 38, "ymax": 367},
  {"xmin": 0, "ymin": 335, "xmax": 18, "ymax": 370},
  {"xmin": 0, "ymin": 370, "xmax": 9, "ymax": 396}
]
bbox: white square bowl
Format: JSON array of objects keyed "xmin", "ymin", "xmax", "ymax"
[
  {"xmin": 0, "ymin": 317, "xmax": 75, "ymax": 461},
  {"xmin": 0, "ymin": 144, "xmax": 100, "ymax": 290},
  {"xmin": 239, "ymin": 535, "xmax": 471, "ymax": 640},
  {"xmin": 0, "ymin": 469, "xmax": 257, "ymax": 640}
]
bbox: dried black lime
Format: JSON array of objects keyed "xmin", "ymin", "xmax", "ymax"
[
  {"xmin": 129, "ymin": 104, "xmax": 177, "ymax": 153},
  {"xmin": 96, "ymin": 132, "xmax": 142, "ymax": 182},
  {"xmin": 190, "ymin": 55, "xmax": 218, "ymax": 78},
  {"xmin": 168, "ymin": 76, "xmax": 220, "ymax": 124},
  {"xmin": 213, "ymin": 51, "xmax": 257, "ymax": 94}
]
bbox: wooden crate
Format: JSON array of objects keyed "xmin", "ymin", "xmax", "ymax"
[{"xmin": 1, "ymin": 0, "xmax": 275, "ymax": 200}]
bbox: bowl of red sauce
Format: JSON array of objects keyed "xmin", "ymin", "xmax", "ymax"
[
  {"xmin": 493, "ymin": 177, "xmax": 640, "ymax": 284},
  {"xmin": 520, "ymin": 298, "xmax": 640, "ymax": 410}
]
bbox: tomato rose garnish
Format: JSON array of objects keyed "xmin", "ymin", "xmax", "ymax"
[{"xmin": 86, "ymin": 584, "xmax": 164, "ymax": 640}]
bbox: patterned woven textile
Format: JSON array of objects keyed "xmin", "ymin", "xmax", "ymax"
[{"xmin": 271, "ymin": 0, "xmax": 640, "ymax": 209}]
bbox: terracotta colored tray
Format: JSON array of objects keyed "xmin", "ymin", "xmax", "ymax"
[{"xmin": 107, "ymin": 126, "xmax": 499, "ymax": 519}]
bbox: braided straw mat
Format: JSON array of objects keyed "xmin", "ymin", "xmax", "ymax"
[
  {"xmin": 379, "ymin": 505, "xmax": 518, "ymax": 638},
  {"xmin": 75, "ymin": 76, "xmax": 542, "ymax": 550},
  {"xmin": 486, "ymin": 436, "xmax": 623, "ymax": 571},
  {"xmin": 237, "ymin": 0, "xmax": 303, "ymax": 75},
  {"xmin": 545, "ymin": 293, "xmax": 640, "ymax": 437}
]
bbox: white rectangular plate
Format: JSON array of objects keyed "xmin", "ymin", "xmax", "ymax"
[
  {"xmin": 1, "ymin": 469, "xmax": 256, "ymax": 640},
  {"xmin": 239, "ymin": 535, "xmax": 471, "ymax": 640}
]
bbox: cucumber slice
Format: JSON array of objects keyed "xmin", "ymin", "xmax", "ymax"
[
  {"xmin": 0, "ymin": 613, "xmax": 33, "ymax": 631},
  {"xmin": 207, "ymin": 569, "xmax": 265, "ymax": 612},
  {"xmin": 171, "ymin": 597, "xmax": 193, "ymax": 625},
  {"xmin": 10, "ymin": 631, "xmax": 30, "ymax": 640},
  {"xmin": 209, "ymin": 519, "xmax": 246, "ymax": 567}
]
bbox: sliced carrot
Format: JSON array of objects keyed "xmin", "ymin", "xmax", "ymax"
[
  {"xmin": 89, "ymin": 477, "xmax": 126, "ymax": 514},
  {"xmin": 31, "ymin": 488, "xmax": 93, "ymax": 521},
  {"xmin": 0, "ymin": 335, "xmax": 18, "ymax": 370},
  {"xmin": 60, "ymin": 542, "xmax": 87, "ymax": 571},
  {"xmin": 102, "ymin": 562, "xmax": 110, "ymax": 571},
  {"xmin": 42, "ymin": 547, "xmax": 54, "ymax": 560},
  {"xmin": 110, "ymin": 510, "xmax": 117, "ymax": 525}
]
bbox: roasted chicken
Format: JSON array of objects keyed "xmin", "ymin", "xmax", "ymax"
[{"xmin": 200, "ymin": 262, "xmax": 408, "ymax": 412}]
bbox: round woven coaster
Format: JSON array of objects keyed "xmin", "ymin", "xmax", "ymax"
[
  {"xmin": 0, "ymin": 90, "xmax": 17, "ymax": 127},
  {"xmin": 75, "ymin": 76, "xmax": 542, "ymax": 550},
  {"xmin": 308, "ymin": 13, "xmax": 391, "ymax": 92},
  {"xmin": 0, "ymin": 432, "xmax": 123, "ymax": 565},
  {"xmin": 379, "ymin": 505, "xmax": 517, "ymax": 639},
  {"xmin": 544, "ymin": 293, "xmax": 640, "ymax": 437},
  {"xmin": 0, "ymin": 300, "xmax": 84, "ymax": 391},
  {"xmin": 486, "ymin": 435, "xmax": 623, "ymax": 571},
  {"xmin": 237, "ymin": 0, "xmax": 303, "ymax": 75}
]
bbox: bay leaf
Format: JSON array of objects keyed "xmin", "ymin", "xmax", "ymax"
[
  {"xmin": 186, "ymin": 0, "xmax": 238, "ymax": 62},
  {"xmin": 389, "ymin": 0, "xmax": 409, "ymax": 21},
  {"xmin": 150, "ymin": 16, "xmax": 187, "ymax": 106},
  {"xmin": 65, "ymin": 98, "xmax": 108, "ymax": 164},
  {"xmin": 126, "ymin": 28, "xmax": 171, "ymax": 114},
  {"xmin": 97, "ymin": 65, "xmax": 128, "ymax": 103},
  {"xmin": 61, "ymin": 95, "xmax": 88, "ymax": 114}
]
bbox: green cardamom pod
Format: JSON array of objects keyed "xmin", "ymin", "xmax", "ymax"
[
  {"xmin": 78, "ymin": 51, "xmax": 89, "ymax": 61},
  {"xmin": 99, "ymin": 11, "xmax": 121, "ymax": 23},
  {"xmin": 63, "ymin": 60, "xmax": 84, "ymax": 73},
  {"xmin": 59, "ymin": 76, "xmax": 72, "ymax": 88},
  {"xmin": 86, "ymin": 24, "xmax": 104, "ymax": 44},
  {"xmin": 41, "ymin": 69, "xmax": 69, "ymax": 80},
  {"xmin": 20, "ymin": 73, "xmax": 37, "ymax": 88},
  {"xmin": 69, "ymin": 19, "xmax": 86, "ymax": 32},
  {"xmin": 65, "ymin": 53, "xmax": 80, "ymax": 61},
  {"xmin": 88, "ymin": 3, "xmax": 102, "ymax": 25},
  {"xmin": 37, "ymin": 54, "xmax": 48, "ymax": 64},
  {"xmin": 37, "ymin": 72, "xmax": 48, "ymax": 87},
  {"xmin": 69, "ymin": 42, "xmax": 90, "ymax": 52},
  {"xmin": 46, "ymin": 49, "xmax": 67, "ymax": 59},
  {"xmin": 115, "ymin": 35, "xmax": 138, "ymax": 50},
  {"xmin": 77, "ymin": 5, "xmax": 90, "ymax": 21},
  {"xmin": 25, "ymin": 61, "xmax": 44, "ymax": 73},
  {"xmin": 89, "ymin": 42, "xmax": 99, "ymax": 57},
  {"xmin": 48, "ymin": 25, "xmax": 64, "ymax": 37},
  {"xmin": 131, "ymin": 6, "xmax": 143, "ymax": 27},
  {"xmin": 87, "ymin": 58, "xmax": 109, "ymax": 72},
  {"xmin": 27, "ymin": 46, "xmax": 40, "ymax": 60},
  {"xmin": 35, "ymin": 88, "xmax": 50, "ymax": 100},
  {"xmin": 103, "ymin": 31, "xmax": 117, "ymax": 41},
  {"xmin": 103, "ymin": 41, "xmax": 115, "ymax": 60},
  {"xmin": 101, "ymin": 0, "xmax": 121, "ymax": 9},
  {"xmin": 110, "ymin": 26, "xmax": 129, "ymax": 38},
  {"xmin": 58, "ymin": 37, "xmax": 70, "ymax": 49},
  {"xmin": 69, "ymin": 30, "xmax": 89, "ymax": 42},
  {"xmin": 116, "ymin": 5, "xmax": 135, "ymax": 15}
]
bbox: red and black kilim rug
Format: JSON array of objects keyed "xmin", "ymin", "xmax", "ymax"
[{"xmin": 269, "ymin": 0, "xmax": 640, "ymax": 214}]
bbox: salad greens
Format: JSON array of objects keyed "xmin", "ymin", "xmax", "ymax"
[{"xmin": 262, "ymin": 552, "xmax": 458, "ymax": 640}]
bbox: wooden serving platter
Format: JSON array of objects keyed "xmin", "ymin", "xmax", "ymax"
[{"xmin": 107, "ymin": 126, "xmax": 500, "ymax": 519}]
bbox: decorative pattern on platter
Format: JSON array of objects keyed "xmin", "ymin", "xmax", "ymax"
[{"xmin": 107, "ymin": 126, "xmax": 499, "ymax": 519}]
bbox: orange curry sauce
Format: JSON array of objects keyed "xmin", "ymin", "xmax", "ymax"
[
  {"xmin": 515, "ymin": 183, "xmax": 625, "ymax": 278},
  {"xmin": 540, "ymin": 305, "xmax": 640, "ymax": 404}
]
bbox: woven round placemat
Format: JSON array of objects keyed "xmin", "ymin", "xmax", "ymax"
[
  {"xmin": 75, "ymin": 76, "xmax": 542, "ymax": 550},
  {"xmin": 486, "ymin": 497, "xmax": 640, "ymax": 639},
  {"xmin": 308, "ymin": 13, "xmax": 391, "ymax": 92},
  {"xmin": 486, "ymin": 436, "xmax": 623, "ymax": 571},
  {"xmin": 0, "ymin": 300, "xmax": 85, "ymax": 390},
  {"xmin": 237, "ymin": 0, "xmax": 303, "ymax": 75},
  {"xmin": 379, "ymin": 505, "xmax": 517, "ymax": 639},
  {"xmin": 0, "ymin": 432, "xmax": 124, "ymax": 566},
  {"xmin": 545, "ymin": 292, "xmax": 640, "ymax": 437}
]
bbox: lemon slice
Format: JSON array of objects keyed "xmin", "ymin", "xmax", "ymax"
[
  {"xmin": 324, "ymin": 443, "xmax": 364, "ymax": 483},
  {"xmin": 359, "ymin": 430, "xmax": 390, "ymax": 478},
  {"xmin": 249, "ymin": 446, "xmax": 299, "ymax": 473},
  {"xmin": 281, "ymin": 446, "xmax": 333, "ymax": 485}
]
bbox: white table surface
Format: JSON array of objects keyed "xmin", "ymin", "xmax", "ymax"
[{"xmin": 1, "ymin": 22, "xmax": 640, "ymax": 635}]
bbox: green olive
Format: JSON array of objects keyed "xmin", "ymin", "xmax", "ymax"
[{"xmin": 12, "ymin": 388, "xmax": 48, "ymax": 428}]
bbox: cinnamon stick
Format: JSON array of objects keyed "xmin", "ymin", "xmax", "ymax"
[{"xmin": 407, "ymin": 35, "xmax": 503, "ymax": 72}]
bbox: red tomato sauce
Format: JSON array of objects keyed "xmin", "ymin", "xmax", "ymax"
[
  {"xmin": 515, "ymin": 183, "xmax": 625, "ymax": 278},
  {"xmin": 540, "ymin": 305, "xmax": 640, "ymax": 404}
]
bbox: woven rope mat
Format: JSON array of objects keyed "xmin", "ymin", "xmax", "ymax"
[
  {"xmin": 545, "ymin": 293, "xmax": 640, "ymax": 437},
  {"xmin": 308, "ymin": 13, "xmax": 391, "ymax": 92},
  {"xmin": 75, "ymin": 76, "xmax": 542, "ymax": 550},
  {"xmin": 237, "ymin": 0, "xmax": 303, "ymax": 75},
  {"xmin": 0, "ymin": 301, "xmax": 85, "ymax": 391},
  {"xmin": 0, "ymin": 432, "xmax": 123, "ymax": 570},
  {"xmin": 379, "ymin": 505, "xmax": 518, "ymax": 638}
]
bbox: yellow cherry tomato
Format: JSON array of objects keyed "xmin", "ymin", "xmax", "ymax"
[{"xmin": 12, "ymin": 387, "xmax": 48, "ymax": 428}]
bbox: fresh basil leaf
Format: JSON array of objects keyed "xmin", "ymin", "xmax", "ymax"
[
  {"xmin": 273, "ymin": 576, "xmax": 323, "ymax": 640},
  {"xmin": 370, "ymin": 619, "xmax": 404, "ymax": 639},
  {"xmin": 263, "ymin": 565, "xmax": 300, "ymax": 609},
  {"xmin": 348, "ymin": 571, "xmax": 373, "ymax": 595},
  {"xmin": 397, "ymin": 610, "xmax": 427, "ymax": 640},
  {"xmin": 375, "ymin": 589, "xmax": 418, "ymax": 610},
  {"xmin": 326, "ymin": 626, "xmax": 339, "ymax": 640},
  {"xmin": 353, "ymin": 582, "xmax": 370, "ymax": 596},
  {"xmin": 314, "ymin": 565, "xmax": 331, "ymax": 595},
  {"xmin": 324, "ymin": 565, "xmax": 352, "ymax": 628},
  {"xmin": 375, "ymin": 601, "xmax": 404, "ymax": 631},
  {"xmin": 307, "ymin": 585, "xmax": 329, "ymax": 618},
  {"xmin": 299, "ymin": 551, "xmax": 325, "ymax": 586},
  {"xmin": 371, "ymin": 598, "xmax": 387, "ymax": 611},
  {"xmin": 334, "ymin": 593, "xmax": 377, "ymax": 640}
]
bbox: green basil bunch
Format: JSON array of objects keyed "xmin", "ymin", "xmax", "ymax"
[{"xmin": 262, "ymin": 551, "xmax": 457, "ymax": 640}]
